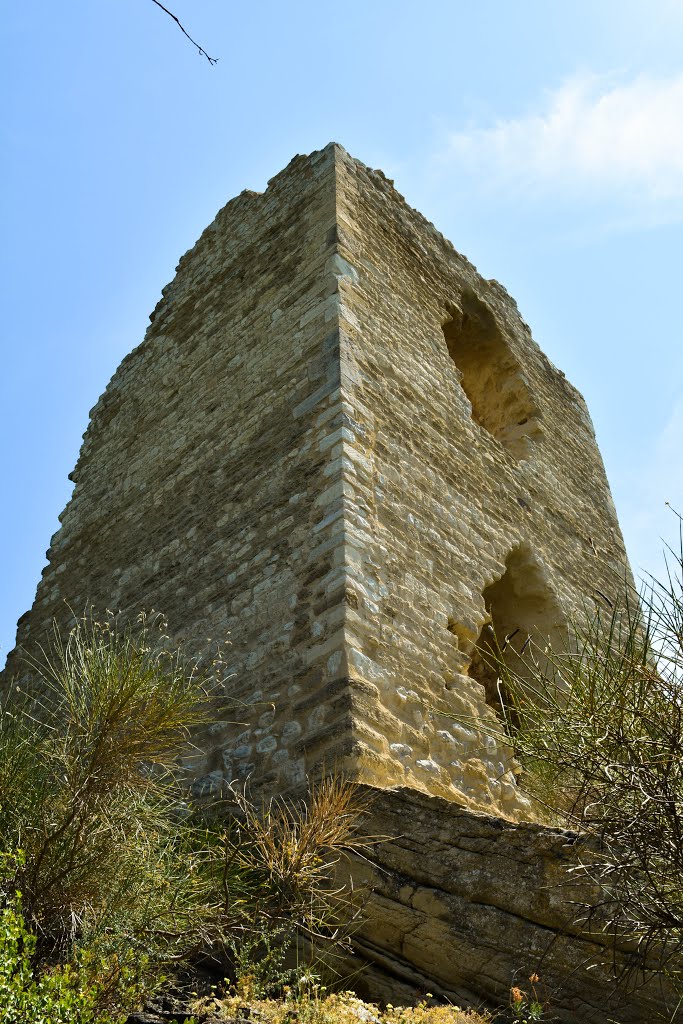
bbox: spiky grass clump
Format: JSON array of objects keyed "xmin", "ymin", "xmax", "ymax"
[
  {"xmin": 0, "ymin": 614, "xmax": 377, "ymax": 1016},
  {"xmin": 206, "ymin": 776, "xmax": 375, "ymax": 997},
  {"xmin": 0, "ymin": 612, "xmax": 220, "ymax": 1012},
  {"xmin": 226, "ymin": 775, "xmax": 372, "ymax": 922}
]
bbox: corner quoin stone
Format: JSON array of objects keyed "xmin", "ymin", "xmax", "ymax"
[{"xmin": 4, "ymin": 143, "xmax": 629, "ymax": 821}]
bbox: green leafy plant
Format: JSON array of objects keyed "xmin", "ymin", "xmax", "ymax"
[
  {"xmin": 0, "ymin": 884, "xmax": 110, "ymax": 1024},
  {"xmin": 224, "ymin": 921, "xmax": 299, "ymax": 1001}
]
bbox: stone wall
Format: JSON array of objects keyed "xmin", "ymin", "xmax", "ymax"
[
  {"xmin": 331, "ymin": 147, "xmax": 629, "ymax": 816},
  {"xmin": 5, "ymin": 146, "xmax": 354, "ymax": 794},
  {"xmin": 3, "ymin": 144, "xmax": 646, "ymax": 1021},
  {"xmin": 4, "ymin": 143, "xmax": 629, "ymax": 820}
]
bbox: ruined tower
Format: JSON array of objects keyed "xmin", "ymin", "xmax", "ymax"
[{"xmin": 5, "ymin": 144, "xmax": 629, "ymax": 820}]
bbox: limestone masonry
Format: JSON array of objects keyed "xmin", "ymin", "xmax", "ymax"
[
  {"xmin": 6, "ymin": 144, "xmax": 665, "ymax": 1020},
  {"xmin": 5, "ymin": 143, "xmax": 629, "ymax": 820}
]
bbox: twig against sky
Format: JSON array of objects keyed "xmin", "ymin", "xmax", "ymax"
[{"xmin": 150, "ymin": 0, "xmax": 218, "ymax": 65}]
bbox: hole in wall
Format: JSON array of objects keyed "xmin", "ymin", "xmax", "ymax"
[
  {"xmin": 458, "ymin": 545, "xmax": 565, "ymax": 720},
  {"xmin": 442, "ymin": 289, "xmax": 540, "ymax": 460}
]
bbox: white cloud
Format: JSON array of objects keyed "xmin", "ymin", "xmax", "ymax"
[{"xmin": 443, "ymin": 73, "xmax": 683, "ymax": 208}]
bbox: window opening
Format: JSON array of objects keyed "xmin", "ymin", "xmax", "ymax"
[
  {"xmin": 458, "ymin": 545, "xmax": 564, "ymax": 720},
  {"xmin": 442, "ymin": 290, "xmax": 540, "ymax": 460}
]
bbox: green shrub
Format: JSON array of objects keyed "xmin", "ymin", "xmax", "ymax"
[
  {"xmin": 0, "ymin": 613, "xmax": 372, "ymax": 1017},
  {"xmin": 0, "ymin": 887, "xmax": 108, "ymax": 1024}
]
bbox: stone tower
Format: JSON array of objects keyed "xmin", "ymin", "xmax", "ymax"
[{"xmin": 5, "ymin": 144, "xmax": 629, "ymax": 820}]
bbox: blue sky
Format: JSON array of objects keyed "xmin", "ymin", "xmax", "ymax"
[{"xmin": 2, "ymin": 1, "xmax": 682, "ymax": 664}]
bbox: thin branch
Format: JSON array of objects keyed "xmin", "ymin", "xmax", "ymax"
[{"xmin": 150, "ymin": 0, "xmax": 218, "ymax": 65}]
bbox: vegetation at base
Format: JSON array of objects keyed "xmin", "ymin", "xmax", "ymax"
[
  {"xmin": 482, "ymin": 511, "xmax": 683, "ymax": 993},
  {"xmin": 191, "ymin": 985, "xmax": 492, "ymax": 1024},
  {"xmin": 0, "ymin": 613, "xmax": 371, "ymax": 1022},
  {"xmin": 507, "ymin": 974, "xmax": 545, "ymax": 1024},
  {"xmin": 0, "ymin": 887, "xmax": 110, "ymax": 1024},
  {"xmin": 10, "ymin": 515, "xmax": 683, "ymax": 1024}
]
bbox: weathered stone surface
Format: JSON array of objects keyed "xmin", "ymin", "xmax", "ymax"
[
  {"xmin": 347, "ymin": 786, "xmax": 673, "ymax": 1023},
  {"xmin": 6, "ymin": 146, "xmax": 349, "ymax": 798},
  {"xmin": 2, "ymin": 143, "xmax": 628, "ymax": 821},
  {"xmin": 2, "ymin": 145, "xmax": 644, "ymax": 1018}
]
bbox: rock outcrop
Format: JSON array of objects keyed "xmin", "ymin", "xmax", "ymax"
[{"xmin": 349, "ymin": 786, "xmax": 672, "ymax": 1023}]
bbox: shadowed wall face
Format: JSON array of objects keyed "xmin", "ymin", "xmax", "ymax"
[
  {"xmin": 3, "ymin": 145, "xmax": 630, "ymax": 818},
  {"xmin": 5, "ymin": 147, "xmax": 357, "ymax": 796}
]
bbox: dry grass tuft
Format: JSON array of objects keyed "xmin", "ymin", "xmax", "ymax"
[
  {"xmin": 227, "ymin": 775, "xmax": 374, "ymax": 920},
  {"xmin": 194, "ymin": 990, "xmax": 491, "ymax": 1024}
]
